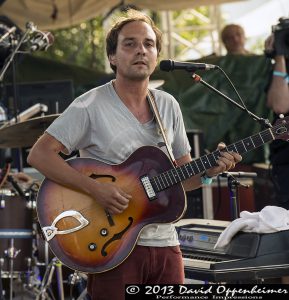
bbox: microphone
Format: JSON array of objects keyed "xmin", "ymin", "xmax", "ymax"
[
  {"xmin": 218, "ymin": 172, "xmax": 257, "ymax": 179},
  {"xmin": 160, "ymin": 59, "xmax": 217, "ymax": 72},
  {"xmin": 0, "ymin": 26, "xmax": 17, "ymax": 43},
  {"xmin": 26, "ymin": 22, "xmax": 38, "ymax": 33},
  {"xmin": 8, "ymin": 103, "xmax": 48, "ymax": 125},
  {"xmin": 30, "ymin": 31, "xmax": 54, "ymax": 52}
]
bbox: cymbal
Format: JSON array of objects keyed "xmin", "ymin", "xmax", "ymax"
[
  {"xmin": 0, "ymin": 114, "xmax": 59, "ymax": 148},
  {"xmin": 148, "ymin": 80, "xmax": 165, "ymax": 89}
]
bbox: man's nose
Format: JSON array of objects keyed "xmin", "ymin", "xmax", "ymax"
[{"xmin": 136, "ymin": 43, "xmax": 146, "ymax": 54}]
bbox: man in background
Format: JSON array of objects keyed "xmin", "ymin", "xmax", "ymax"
[
  {"xmin": 265, "ymin": 34, "xmax": 289, "ymax": 209},
  {"xmin": 265, "ymin": 30, "xmax": 289, "ymax": 284},
  {"xmin": 221, "ymin": 24, "xmax": 251, "ymax": 55}
]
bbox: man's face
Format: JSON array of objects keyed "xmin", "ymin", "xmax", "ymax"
[
  {"xmin": 223, "ymin": 26, "xmax": 246, "ymax": 54},
  {"xmin": 109, "ymin": 21, "xmax": 158, "ymax": 80}
]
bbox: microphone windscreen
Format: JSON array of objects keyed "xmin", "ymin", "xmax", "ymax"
[{"xmin": 159, "ymin": 60, "xmax": 173, "ymax": 72}]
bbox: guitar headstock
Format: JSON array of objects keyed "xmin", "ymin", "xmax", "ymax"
[{"xmin": 272, "ymin": 115, "xmax": 289, "ymax": 142}]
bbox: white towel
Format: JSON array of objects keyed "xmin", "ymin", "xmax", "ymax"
[{"xmin": 214, "ymin": 206, "xmax": 289, "ymax": 249}]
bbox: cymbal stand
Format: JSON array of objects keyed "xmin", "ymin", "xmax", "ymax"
[
  {"xmin": 0, "ymin": 22, "xmax": 36, "ymax": 171},
  {"xmin": 0, "ymin": 259, "xmax": 3, "ymax": 300},
  {"xmin": 35, "ymin": 257, "xmax": 64, "ymax": 300},
  {"xmin": 4, "ymin": 238, "xmax": 21, "ymax": 300},
  {"xmin": 68, "ymin": 271, "xmax": 88, "ymax": 300}
]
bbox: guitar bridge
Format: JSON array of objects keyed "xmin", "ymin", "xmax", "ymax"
[{"xmin": 140, "ymin": 175, "xmax": 157, "ymax": 201}]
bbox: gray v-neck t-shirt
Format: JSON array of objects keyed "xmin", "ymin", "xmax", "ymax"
[{"xmin": 46, "ymin": 80, "xmax": 191, "ymax": 247}]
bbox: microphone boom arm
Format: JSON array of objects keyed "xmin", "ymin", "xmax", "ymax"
[
  {"xmin": 192, "ymin": 73, "xmax": 272, "ymax": 129},
  {"xmin": 0, "ymin": 26, "xmax": 33, "ymax": 82}
]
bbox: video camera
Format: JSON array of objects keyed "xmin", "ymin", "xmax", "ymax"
[{"xmin": 270, "ymin": 17, "xmax": 289, "ymax": 57}]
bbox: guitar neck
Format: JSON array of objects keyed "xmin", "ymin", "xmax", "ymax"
[{"xmin": 151, "ymin": 126, "xmax": 275, "ymax": 192}]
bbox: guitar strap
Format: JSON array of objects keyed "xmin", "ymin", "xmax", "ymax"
[{"xmin": 147, "ymin": 90, "xmax": 177, "ymax": 167}]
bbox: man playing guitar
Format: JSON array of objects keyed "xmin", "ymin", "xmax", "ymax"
[{"xmin": 27, "ymin": 10, "xmax": 241, "ymax": 300}]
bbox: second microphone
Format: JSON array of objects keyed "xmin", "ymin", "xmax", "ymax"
[{"xmin": 160, "ymin": 59, "xmax": 217, "ymax": 72}]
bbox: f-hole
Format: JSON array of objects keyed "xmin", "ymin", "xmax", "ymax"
[
  {"xmin": 89, "ymin": 173, "xmax": 116, "ymax": 226},
  {"xmin": 89, "ymin": 174, "xmax": 116, "ymax": 182}
]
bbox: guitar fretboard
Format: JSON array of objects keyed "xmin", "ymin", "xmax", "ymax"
[{"xmin": 150, "ymin": 126, "xmax": 274, "ymax": 192}]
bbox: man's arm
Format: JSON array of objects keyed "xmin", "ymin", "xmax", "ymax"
[
  {"xmin": 267, "ymin": 55, "xmax": 289, "ymax": 114},
  {"xmin": 265, "ymin": 35, "xmax": 289, "ymax": 114},
  {"xmin": 27, "ymin": 133, "xmax": 131, "ymax": 214}
]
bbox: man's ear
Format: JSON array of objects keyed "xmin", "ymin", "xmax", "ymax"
[{"xmin": 109, "ymin": 54, "xmax": 116, "ymax": 66}]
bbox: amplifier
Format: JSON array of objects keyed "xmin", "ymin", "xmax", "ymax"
[
  {"xmin": 175, "ymin": 219, "xmax": 289, "ymax": 282},
  {"xmin": 183, "ymin": 188, "xmax": 203, "ymax": 219},
  {"xmin": 176, "ymin": 219, "xmax": 230, "ymax": 254}
]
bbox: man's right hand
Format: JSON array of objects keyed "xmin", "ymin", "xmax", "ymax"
[{"xmin": 88, "ymin": 181, "xmax": 132, "ymax": 215}]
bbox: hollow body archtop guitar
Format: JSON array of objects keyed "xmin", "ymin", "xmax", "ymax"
[{"xmin": 36, "ymin": 117, "xmax": 289, "ymax": 273}]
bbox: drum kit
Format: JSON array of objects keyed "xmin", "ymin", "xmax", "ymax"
[
  {"xmin": 0, "ymin": 114, "xmax": 88, "ymax": 300},
  {"xmin": 0, "ymin": 19, "xmax": 89, "ymax": 299}
]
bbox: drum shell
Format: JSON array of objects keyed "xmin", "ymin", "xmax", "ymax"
[{"xmin": 0, "ymin": 193, "xmax": 33, "ymax": 275}]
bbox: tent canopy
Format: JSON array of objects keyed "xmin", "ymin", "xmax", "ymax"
[{"xmin": 0, "ymin": 0, "xmax": 245, "ymax": 30}]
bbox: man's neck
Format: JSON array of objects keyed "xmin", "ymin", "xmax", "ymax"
[
  {"xmin": 227, "ymin": 48, "xmax": 250, "ymax": 55},
  {"xmin": 112, "ymin": 77, "xmax": 153, "ymax": 124},
  {"xmin": 113, "ymin": 77, "xmax": 149, "ymax": 106}
]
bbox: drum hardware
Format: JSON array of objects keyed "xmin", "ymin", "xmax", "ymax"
[
  {"xmin": 7, "ymin": 174, "xmax": 26, "ymax": 198},
  {"xmin": 0, "ymin": 21, "xmax": 67, "ymax": 297},
  {"xmin": 26, "ymin": 199, "xmax": 36, "ymax": 210},
  {"xmin": 24, "ymin": 257, "xmax": 32, "ymax": 282},
  {"xmin": 0, "ymin": 258, "xmax": 4, "ymax": 269},
  {"xmin": 0, "ymin": 114, "xmax": 60, "ymax": 149},
  {"xmin": 0, "ymin": 193, "xmax": 87, "ymax": 298},
  {"xmin": 76, "ymin": 287, "xmax": 88, "ymax": 300},
  {"xmin": 0, "ymin": 189, "xmax": 14, "ymax": 198},
  {"xmin": 35, "ymin": 257, "xmax": 65, "ymax": 300},
  {"xmin": 68, "ymin": 271, "xmax": 81, "ymax": 286},
  {"xmin": 20, "ymin": 257, "xmax": 41, "ymax": 294},
  {"xmin": 0, "ymin": 198, "xmax": 5, "ymax": 209},
  {"xmin": 38, "ymin": 240, "xmax": 50, "ymax": 268},
  {"xmin": 0, "ymin": 189, "xmax": 35, "ymax": 299},
  {"xmin": 68, "ymin": 271, "xmax": 88, "ymax": 300},
  {"xmin": 4, "ymin": 238, "xmax": 21, "ymax": 300}
]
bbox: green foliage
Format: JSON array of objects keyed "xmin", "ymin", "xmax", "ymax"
[
  {"xmin": 33, "ymin": 16, "xmax": 105, "ymax": 71},
  {"xmin": 31, "ymin": 7, "xmax": 213, "ymax": 71},
  {"xmin": 250, "ymin": 37, "xmax": 265, "ymax": 55},
  {"xmin": 172, "ymin": 7, "xmax": 211, "ymax": 57}
]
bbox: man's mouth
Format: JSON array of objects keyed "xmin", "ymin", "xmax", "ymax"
[{"xmin": 133, "ymin": 61, "xmax": 147, "ymax": 65}]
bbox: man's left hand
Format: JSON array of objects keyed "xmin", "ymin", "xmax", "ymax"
[{"xmin": 206, "ymin": 142, "xmax": 242, "ymax": 177}]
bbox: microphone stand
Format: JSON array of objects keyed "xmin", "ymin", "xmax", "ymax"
[
  {"xmin": 0, "ymin": 24, "xmax": 33, "ymax": 82},
  {"xmin": 0, "ymin": 23, "xmax": 35, "ymax": 171},
  {"xmin": 191, "ymin": 72, "xmax": 269, "ymax": 220},
  {"xmin": 218, "ymin": 172, "xmax": 257, "ymax": 220},
  {"xmin": 191, "ymin": 73, "xmax": 273, "ymax": 129},
  {"xmin": 228, "ymin": 175, "xmax": 240, "ymax": 220},
  {"xmin": 0, "ymin": 27, "xmax": 16, "ymax": 43}
]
